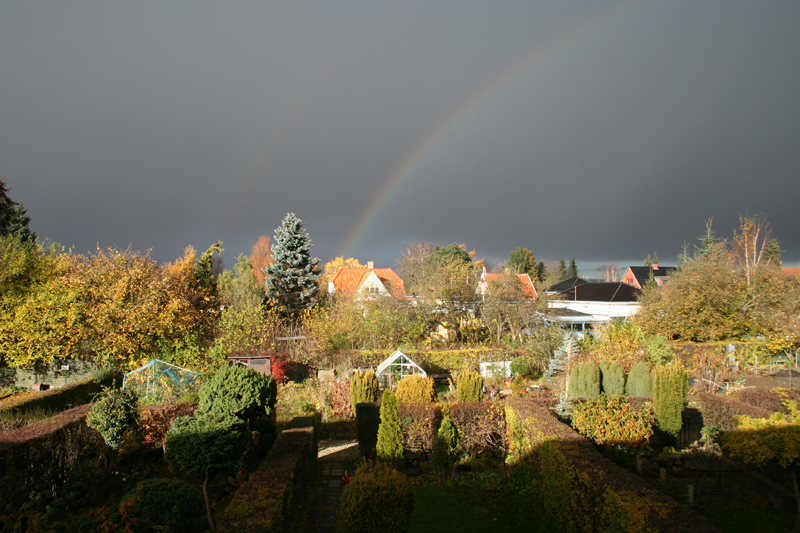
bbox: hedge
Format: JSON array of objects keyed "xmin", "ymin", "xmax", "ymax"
[
  {"xmin": 0, "ymin": 404, "xmax": 104, "ymax": 507},
  {"xmin": 448, "ymin": 402, "xmax": 505, "ymax": 456},
  {"xmin": 0, "ymin": 374, "xmax": 118, "ymax": 421},
  {"xmin": 355, "ymin": 402, "xmax": 381, "ymax": 459},
  {"xmin": 219, "ymin": 417, "xmax": 317, "ymax": 533},
  {"xmin": 504, "ymin": 399, "xmax": 719, "ymax": 533},
  {"xmin": 398, "ymin": 403, "xmax": 441, "ymax": 452},
  {"xmin": 697, "ymin": 393, "xmax": 773, "ymax": 432}
]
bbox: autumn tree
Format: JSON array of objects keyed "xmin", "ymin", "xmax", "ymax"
[
  {"xmin": 249, "ymin": 235, "xmax": 274, "ymax": 288},
  {"xmin": 395, "ymin": 242, "xmax": 435, "ymax": 295},
  {"xmin": 508, "ymin": 247, "xmax": 538, "ymax": 278},
  {"xmin": 480, "ymin": 270, "xmax": 539, "ymax": 343},
  {"xmin": 264, "ymin": 213, "xmax": 320, "ymax": 320},
  {"xmin": 602, "ymin": 262, "xmax": 620, "ymax": 282},
  {"xmin": 731, "ymin": 212, "xmax": 772, "ymax": 287}
]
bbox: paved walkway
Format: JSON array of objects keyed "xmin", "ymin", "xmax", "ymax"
[{"xmin": 306, "ymin": 461, "xmax": 346, "ymax": 533}]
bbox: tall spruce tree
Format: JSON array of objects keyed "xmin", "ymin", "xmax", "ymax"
[
  {"xmin": 0, "ymin": 181, "xmax": 35, "ymax": 243},
  {"xmin": 264, "ymin": 213, "xmax": 320, "ymax": 319},
  {"xmin": 558, "ymin": 258, "xmax": 567, "ymax": 279},
  {"xmin": 567, "ymin": 257, "xmax": 578, "ymax": 278}
]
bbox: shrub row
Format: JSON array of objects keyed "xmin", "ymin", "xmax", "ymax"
[
  {"xmin": 697, "ymin": 393, "xmax": 773, "ymax": 432},
  {"xmin": 356, "ymin": 401, "xmax": 504, "ymax": 459},
  {"xmin": 0, "ymin": 375, "xmax": 117, "ymax": 420},
  {"xmin": 0, "ymin": 404, "xmax": 104, "ymax": 507},
  {"xmin": 504, "ymin": 399, "xmax": 718, "ymax": 533},
  {"xmin": 219, "ymin": 417, "xmax": 317, "ymax": 533}
]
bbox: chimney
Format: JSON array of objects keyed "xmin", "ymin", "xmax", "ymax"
[{"xmin": 367, "ymin": 261, "xmax": 374, "ymax": 269}]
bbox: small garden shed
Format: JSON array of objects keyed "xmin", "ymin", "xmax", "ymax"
[
  {"xmin": 122, "ymin": 359, "xmax": 201, "ymax": 400},
  {"xmin": 376, "ymin": 350, "xmax": 426, "ymax": 389}
]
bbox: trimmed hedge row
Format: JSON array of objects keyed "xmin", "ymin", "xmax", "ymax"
[
  {"xmin": 0, "ymin": 375, "xmax": 117, "ymax": 420},
  {"xmin": 0, "ymin": 404, "xmax": 104, "ymax": 507},
  {"xmin": 697, "ymin": 393, "xmax": 773, "ymax": 432},
  {"xmin": 505, "ymin": 399, "xmax": 719, "ymax": 533},
  {"xmin": 219, "ymin": 417, "xmax": 318, "ymax": 533},
  {"xmin": 398, "ymin": 403, "xmax": 441, "ymax": 452}
]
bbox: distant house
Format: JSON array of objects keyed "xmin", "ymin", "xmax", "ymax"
[
  {"xmin": 620, "ymin": 264, "xmax": 677, "ymax": 289},
  {"xmin": 548, "ymin": 281, "xmax": 643, "ymax": 329},
  {"xmin": 783, "ymin": 267, "xmax": 800, "ymax": 277},
  {"xmin": 328, "ymin": 262, "xmax": 407, "ymax": 300},
  {"xmin": 476, "ymin": 266, "xmax": 537, "ymax": 300},
  {"xmin": 545, "ymin": 276, "xmax": 588, "ymax": 294}
]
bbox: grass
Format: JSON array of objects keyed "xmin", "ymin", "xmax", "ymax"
[
  {"xmin": 694, "ymin": 485, "xmax": 796, "ymax": 532},
  {"xmin": 408, "ymin": 474, "xmax": 554, "ymax": 533}
]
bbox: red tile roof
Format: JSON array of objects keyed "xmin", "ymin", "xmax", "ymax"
[
  {"xmin": 783, "ymin": 267, "xmax": 800, "ymax": 277},
  {"xmin": 481, "ymin": 271, "xmax": 537, "ymax": 299},
  {"xmin": 330, "ymin": 267, "xmax": 407, "ymax": 299}
]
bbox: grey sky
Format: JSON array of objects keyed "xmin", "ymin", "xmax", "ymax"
[{"xmin": 2, "ymin": 1, "xmax": 798, "ymax": 273}]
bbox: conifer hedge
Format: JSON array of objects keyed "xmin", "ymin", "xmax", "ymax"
[
  {"xmin": 456, "ymin": 369, "xmax": 483, "ymax": 403},
  {"xmin": 568, "ymin": 361, "xmax": 600, "ymax": 399},
  {"xmin": 350, "ymin": 371, "xmax": 379, "ymax": 413},
  {"xmin": 599, "ymin": 361, "xmax": 625, "ymax": 396},
  {"xmin": 653, "ymin": 363, "xmax": 689, "ymax": 436},
  {"xmin": 375, "ymin": 391, "xmax": 404, "ymax": 469},
  {"xmin": 395, "ymin": 374, "xmax": 435, "ymax": 403},
  {"xmin": 625, "ymin": 362, "xmax": 653, "ymax": 397}
]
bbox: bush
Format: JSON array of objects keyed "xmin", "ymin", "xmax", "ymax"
[
  {"xmin": 734, "ymin": 388, "xmax": 785, "ymax": 414},
  {"xmin": 197, "ymin": 364, "xmax": 277, "ymax": 428},
  {"xmin": 430, "ymin": 414, "xmax": 459, "ymax": 475},
  {"xmin": 625, "ymin": 362, "xmax": 652, "ymax": 397},
  {"xmin": 331, "ymin": 378, "xmax": 353, "ymax": 419},
  {"xmin": 571, "ymin": 395, "xmax": 652, "ymax": 448},
  {"xmin": 448, "ymin": 402, "xmax": 505, "ymax": 457},
  {"xmin": 569, "ymin": 361, "xmax": 600, "ymax": 399},
  {"xmin": 350, "ymin": 371, "xmax": 379, "ymax": 413},
  {"xmin": 376, "ymin": 391, "xmax": 404, "ymax": 469},
  {"xmin": 339, "ymin": 461, "xmax": 415, "ymax": 533},
  {"xmin": 120, "ymin": 478, "xmax": 204, "ymax": 533},
  {"xmin": 653, "ymin": 364, "xmax": 688, "ymax": 436},
  {"xmin": 139, "ymin": 401, "xmax": 197, "ymax": 452},
  {"xmin": 599, "ymin": 361, "xmax": 625, "ymax": 396},
  {"xmin": 698, "ymin": 393, "xmax": 772, "ymax": 432},
  {"xmin": 85, "ymin": 386, "xmax": 139, "ymax": 469},
  {"xmin": 355, "ymin": 402, "xmax": 380, "ymax": 459},
  {"xmin": 510, "ymin": 356, "xmax": 532, "ymax": 377},
  {"xmin": 456, "ymin": 369, "xmax": 483, "ymax": 403},
  {"xmin": 398, "ymin": 403, "xmax": 441, "ymax": 452},
  {"xmin": 395, "ymin": 374, "xmax": 435, "ymax": 403}
]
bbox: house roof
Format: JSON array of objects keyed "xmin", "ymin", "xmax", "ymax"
[
  {"xmin": 621, "ymin": 265, "xmax": 677, "ymax": 288},
  {"xmin": 546, "ymin": 276, "xmax": 588, "ymax": 293},
  {"xmin": 782, "ymin": 267, "xmax": 800, "ymax": 277},
  {"xmin": 558, "ymin": 282, "xmax": 642, "ymax": 302},
  {"xmin": 330, "ymin": 267, "xmax": 407, "ymax": 299},
  {"xmin": 480, "ymin": 269, "xmax": 537, "ymax": 299}
]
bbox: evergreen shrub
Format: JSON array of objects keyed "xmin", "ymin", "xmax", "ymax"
[
  {"xmin": 599, "ymin": 361, "xmax": 625, "ymax": 396},
  {"xmin": 395, "ymin": 374, "xmax": 435, "ymax": 403},
  {"xmin": 355, "ymin": 402, "xmax": 380, "ymax": 459},
  {"xmin": 197, "ymin": 364, "xmax": 277, "ymax": 428},
  {"xmin": 568, "ymin": 361, "xmax": 600, "ymax": 399},
  {"xmin": 653, "ymin": 364, "xmax": 688, "ymax": 436},
  {"xmin": 510, "ymin": 356, "xmax": 531, "ymax": 377},
  {"xmin": 339, "ymin": 461, "xmax": 415, "ymax": 533},
  {"xmin": 625, "ymin": 362, "xmax": 653, "ymax": 397},
  {"xmin": 375, "ymin": 391, "xmax": 404, "ymax": 469},
  {"xmin": 430, "ymin": 414, "xmax": 459, "ymax": 476},
  {"xmin": 350, "ymin": 371, "xmax": 379, "ymax": 413},
  {"xmin": 120, "ymin": 478, "xmax": 204, "ymax": 533},
  {"xmin": 456, "ymin": 369, "xmax": 483, "ymax": 403},
  {"xmin": 85, "ymin": 386, "xmax": 139, "ymax": 452}
]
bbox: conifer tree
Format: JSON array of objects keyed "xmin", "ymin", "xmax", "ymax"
[
  {"xmin": 264, "ymin": 213, "xmax": 320, "ymax": 319},
  {"xmin": 626, "ymin": 362, "xmax": 653, "ymax": 397},
  {"xmin": 456, "ymin": 368, "xmax": 483, "ymax": 403},
  {"xmin": 0, "ymin": 181, "xmax": 35, "ymax": 243},
  {"xmin": 376, "ymin": 390, "xmax": 404, "ymax": 469},
  {"xmin": 567, "ymin": 257, "xmax": 578, "ymax": 278},
  {"xmin": 351, "ymin": 371, "xmax": 379, "ymax": 412},
  {"xmin": 558, "ymin": 258, "xmax": 567, "ymax": 279},
  {"xmin": 653, "ymin": 363, "xmax": 688, "ymax": 436}
]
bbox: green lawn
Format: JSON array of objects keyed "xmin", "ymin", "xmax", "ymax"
[{"xmin": 409, "ymin": 480, "xmax": 553, "ymax": 533}]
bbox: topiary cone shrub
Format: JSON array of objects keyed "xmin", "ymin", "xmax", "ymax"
[
  {"xmin": 600, "ymin": 361, "xmax": 625, "ymax": 396},
  {"xmin": 85, "ymin": 386, "xmax": 139, "ymax": 472},
  {"xmin": 375, "ymin": 390, "xmax": 404, "ymax": 469},
  {"xmin": 395, "ymin": 374, "xmax": 435, "ymax": 403},
  {"xmin": 456, "ymin": 369, "xmax": 483, "ymax": 403},
  {"xmin": 568, "ymin": 361, "xmax": 600, "ymax": 399},
  {"xmin": 351, "ymin": 371, "xmax": 379, "ymax": 413},
  {"xmin": 653, "ymin": 363, "xmax": 688, "ymax": 437},
  {"xmin": 626, "ymin": 362, "xmax": 653, "ymax": 397},
  {"xmin": 340, "ymin": 461, "xmax": 415, "ymax": 533},
  {"xmin": 430, "ymin": 413, "xmax": 459, "ymax": 478}
]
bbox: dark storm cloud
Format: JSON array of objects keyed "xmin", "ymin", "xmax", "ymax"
[{"xmin": 2, "ymin": 1, "xmax": 798, "ymax": 272}]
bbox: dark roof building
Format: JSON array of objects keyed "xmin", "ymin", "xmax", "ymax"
[
  {"xmin": 546, "ymin": 276, "xmax": 588, "ymax": 293},
  {"xmin": 559, "ymin": 282, "xmax": 643, "ymax": 302}
]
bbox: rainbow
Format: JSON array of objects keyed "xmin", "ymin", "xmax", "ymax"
[{"xmin": 338, "ymin": 3, "xmax": 635, "ymax": 259}]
